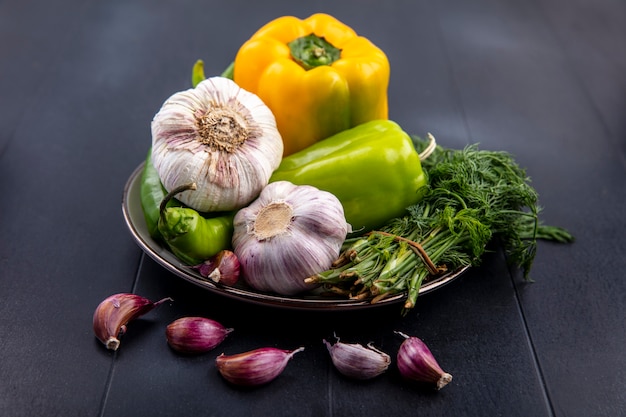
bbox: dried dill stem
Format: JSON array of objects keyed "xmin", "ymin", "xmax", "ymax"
[{"xmin": 309, "ymin": 140, "xmax": 574, "ymax": 314}]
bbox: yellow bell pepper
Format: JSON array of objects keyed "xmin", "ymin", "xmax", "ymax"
[{"xmin": 233, "ymin": 13, "xmax": 390, "ymax": 156}]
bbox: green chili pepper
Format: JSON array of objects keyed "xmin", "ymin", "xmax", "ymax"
[
  {"xmin": 140, "ymin": 148, "xmax": 175, "ymax": 240},
  {"xmin": 157, "ymin": 183, "xmax": 235, "ymax": 265},
  {"xmin": 269, "ymin": 120, "xmax": 428, "ymax": 232},
  {"xmin": 191, "ymin": 59, "xmax": 234, "ymax": 87}
]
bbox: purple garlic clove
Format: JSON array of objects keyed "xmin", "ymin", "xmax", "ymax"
[
  {"xmin": 215, "ymin": 346, "xmax": 304, "ymax": 386},
  {"xmin": 323, "ymin": 336, "xmax": 390, "ymax": 380},
  {"xmin": 395, "ymin": 331, "xmax": 453, "ymax": 390},
  {"xmin": 166, "ymin": 317, "xmax": 233, "ymax": 354},
  {"xmin": 92, "ymin": 293, "xmax": 172, "ymax": 351},
  {"xmin": 192, "ymin": 250, "xmax": 240, "ymax": 286}
]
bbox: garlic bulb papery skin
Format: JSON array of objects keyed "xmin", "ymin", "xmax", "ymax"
[
  {"xmin": 232, "ymin": 181, "xmax": 351, "ymax": 295},
  {"xmin": 395, "ymin": 331, "xmax": 453, "ymax": 390},
  {"xmin": 151, "ymin": 77, "xmax": 284, "ymax": 212},
  {"xmin": 216, "ymin": 347, "xmax": 305, "ymax": 386},
  {"xmin": 166, "ymin": 317, "xmax": 233, "ymax": 354},
  {"xmin": 323, "ymin": 337, "xmax": 391, "ymax": 380},
  {"xmin": 92, "ymin": 293, "xmax": 172, "ymax": 351},
  {"xmin": 192, "ymin": 250, "xmax": 240, "ymax": 286}
]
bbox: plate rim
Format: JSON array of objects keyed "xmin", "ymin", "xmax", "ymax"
[{"xmin": 121, "ymin": 162, "xmax": 468, "ymax": 311}]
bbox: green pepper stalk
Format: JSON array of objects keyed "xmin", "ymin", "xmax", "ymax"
[
  {"xmin": 191, "ymin": 59, "xmax": 234, "ymax": 87},
  {"xmin": 287, "ymin": 34, "xmax": 342, "ymax": 70},
  {"xmin": 158, "ymin": 183, "xmax": 235, "ymax": 265}
]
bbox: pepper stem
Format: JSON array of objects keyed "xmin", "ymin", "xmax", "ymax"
[
  {"xmin": 191, "ymin": 59, "xmax": 206, "ymax": 88},
  {"xmin": 288, "ymin": 34, "xmax": 342, "ymax": 70},
  {"xmin": 418, "ymin": 133, "xmax": 437, "ymax": 161},
  {"xmin": 159, "ymin": 183, "xmax": 197, "ymax": 217}
]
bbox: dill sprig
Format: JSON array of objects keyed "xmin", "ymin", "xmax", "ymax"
[{"xmin": 307, "ymin": 140, "xmax": 574, "ymax": 314}]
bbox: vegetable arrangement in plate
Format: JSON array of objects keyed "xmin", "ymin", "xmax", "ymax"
[{"xmin": 137, "ymin": 12, "xmax": 573, "ymax": 314}]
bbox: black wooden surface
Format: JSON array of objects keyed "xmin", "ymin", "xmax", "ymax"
[{"xmin": 1, "ymin": 1, "xmax": 624, "ymax": 416}]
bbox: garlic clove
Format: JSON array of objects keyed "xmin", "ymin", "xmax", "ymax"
[
  {"xmin": 323, "ymin": 336, "xmax": 391, "ymax": 380},
  {"xmin": 191, "ymin": 250, "xmax": 240, "ymax": 286},
  {"xmin": 215, "ymin": 346, "xmax": 304, "ymax": 386},
  {"xmin": 92, "ymin": 293, "xmax": 172, "ymax": 351},
  {"xmin": 151, "ymin": 77, "xmax": 284, "ymax": 212},
  {"xmin": 166, "ymin": 317, "xmax": 233, "ymax": 354},
  {"xmin": 395, "ymin": 331, "xmax": 453, "ymax": 390}
]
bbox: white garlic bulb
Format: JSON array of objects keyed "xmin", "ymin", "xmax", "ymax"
[
  {"xmin": 151, "ymin": 77, "xmax": 284, "ymax": 212},
  {"xmin": 232, "ymin": 181, "xmax": 351, "ymax": 295}
]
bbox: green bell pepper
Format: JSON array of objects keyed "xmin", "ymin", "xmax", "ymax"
[{"xmin": 269, "ymin": 120, "xmax": 427, "ymax": 232}]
